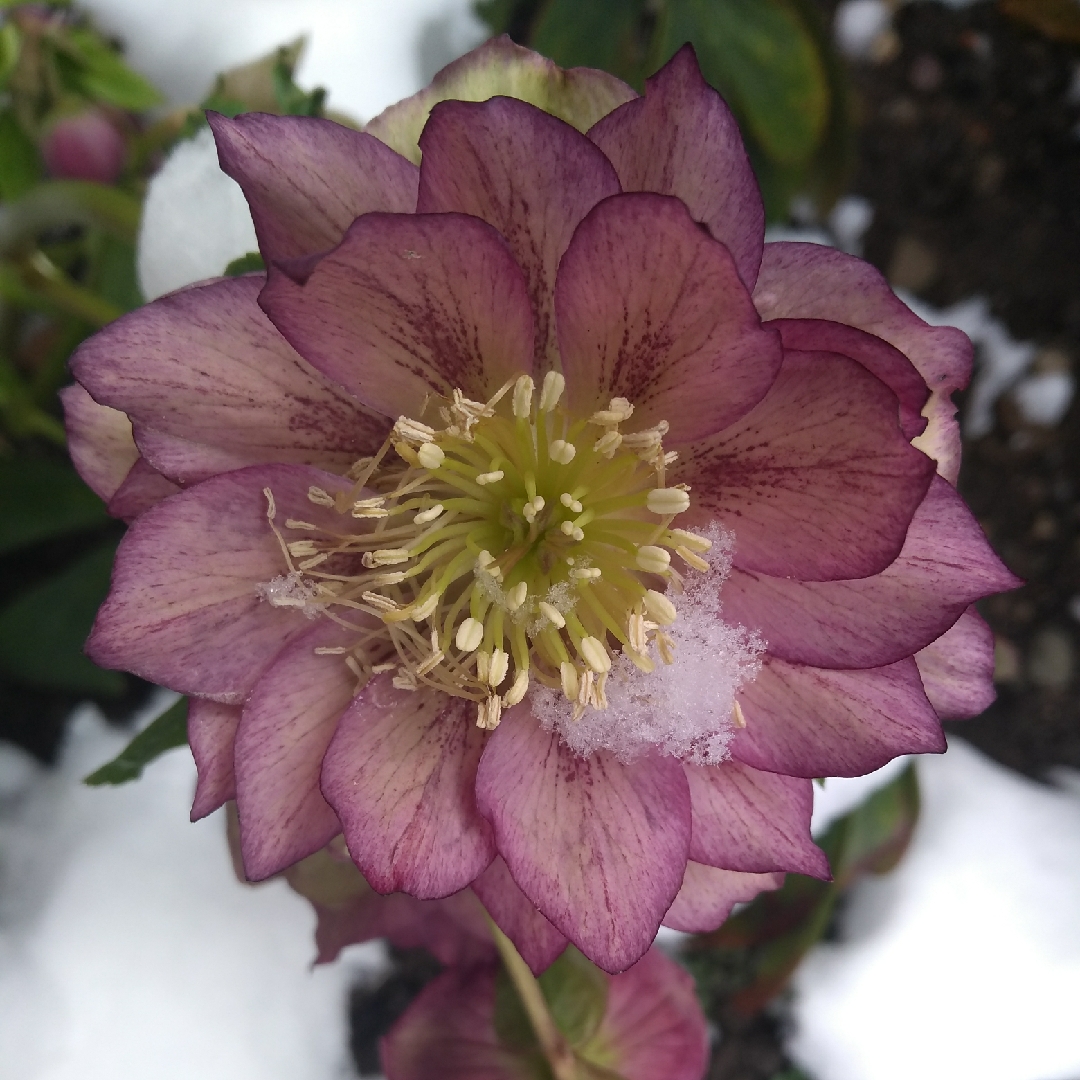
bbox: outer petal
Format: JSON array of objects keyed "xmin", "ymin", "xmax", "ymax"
[
  {"xmin": 260, "ymin": 212, "xmax": 534, "ymax": 417},
  {"xmin": 556, "ymin": 193, "xmax": 781, "ymax": 443},
  {"xmin": 416, "ymin": 96, "xmax": 620, "ymax": 369},
  {"xmin": 234, "ymin": 621, "xmax": 364, "ymax": 880},
  {"xmin": 916, "ymin": 606, "xmax": 997, "ymax": 720},
  {"xmin": 588, "ymin": 44, "xmax": 764, "ymax": 291},
  {"xmin": 106, "ymin": 456, "xmax": 180, "ymax": 522},
  {"xmin": 753, "ymin": 242, "xmax": 972, "ymax": 482},
  {"xmin": 684, "ymin": 760, "xmax": 827, "ymax": 878},
  {"xmin": 589, "ymin": 947, "xmax": 710, "ymax": 1080},
  {"xmin": 71, "ymin": 275, "xmax": 389, "ymax": 487},
  {"xmin": 87, "ymin": 464, "xmax": 349, "ymax": 701},
  {"xmin": 208, "ymin": 111, "xmax": 418, "ymax": 262},
  {"xmin": 60, "ymin": 383, "xmax": 138, "ymax": 502},
  {"xmin": 472, "ymin": 856, "xmax": 568, "ymax": 975},
  {"xmin": 321, "ymin": 678, "xmax": 495, "ymax": 899},
  {"xmin": 680, "ymin": 350, "xmax": 935, "ymax": 581},
  {"xmin": 720, "ymin": 475, "xmax": 1022, "ymax": 669},
  {"xmin": 366, "ymin": 35, "xmax": 636, "ymax": 165},
  {"xmin": 188, "ymin": 698, "xmax": 240, "ymax": 821},
  {"xmin": 661, "ymin": 861, "xmax": 783, "ymax": 933},
  {"xmin": 475, "ymin": 708, "xmax": 691, "ymax": 974},
  {"xmin": 734, "ymin": 656, "xmax": 946, "ymax": 778}
]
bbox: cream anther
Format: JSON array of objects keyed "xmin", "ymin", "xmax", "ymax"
[
  {"xmin": 589, "ymin": 397, "xmax": 634, "ymax": 426},
  {"xmin": 455, "ymin": 617, "xmax": 485, "ymax": 652},
  {"xmin": 539, "ymin": 370, "xmax": 565, "ymax": 411},
  {"xmin": 476, "ymin": 695, "xmax": 502, "ymax": 730},
  {"xmin": 643, "ymin": 589, "xmax": 677, "ymax": 625},
  {"xmin": 636, "ymin": 546, "xmax": 671, "ymax": 574},
  {"xmin": 506, "ymin": 582, "xmax": 528, "ymax": 611},
  {"xmin": 287, "ymin": 540, "xmax": 318, "ymax": 557},
  {"xmin": 476, "ymin": 470, "xmax": 505, "ymax": 485},
  {"xmin": 285, "ymin": 519, "xmax": 317, "ymax": 530},
  {"xmin": 413, "ymin": 503, "xmax": 445, "ymax": 525},
  {"xmin": 656, "ymin": 630, "xmax": 676, "ymax": 664},
  {"xmin": 362, "ymin": 548, "xmax": 411, "ymax": 567},
  {"xmin": 539, "ymin": 602, "xmax": 566, "ymax": 629},
  {"xmin": 647, "ymin": 487, "xmax": 691, "ymax": 516},
  {"xmin": 732, "ymin": 699, "xmax": 747, "ymax": 729},
  {"xmin": 549, "ymin": 439, "xmax": 576, "ymax": 464},
  {"xmin": 416, "ymin": 442, "xmax": 445, "ymax": 470},
  {"xmin": 410, "ymin": 592, "xmax": 440, "ymax": 621},
  {"xmin": 580, "ymin": 636, "xmax": 612, "ymax": 674},
  {"xmin": 571, "ymin": 567, "xmax": 601, "ymax": 580},
  {"xmin": 593, "ymin": 429, "xmax": 622, "ymax": 457},
  {"xmin": 352, "ymin": 496, "xmax": 390, "ymax": 519},
  {"xmin": 560, "ymin": 661, "xmax": 579, "ymax": 701},
  {"xmin": 307, "ymin": 486, "xmax": 335, "ymax": 507},
  {"xmin": 487, "ymin": 648, "xmax": 510, "ymax": 688},
  {"xmin": 676, "ymin": 545, "xmax": 710, "ymax": 572},
  {"xmin": 668, "ymin": 528, "xmax": 712, "ymax": 552},
  {"xmin": 503, "ymin": 668, "xmax": 529, "ymax": 706},
  {"xmin": 394, "ymin": 417, "xmax": 437, "ymax": 443},
  {"xmin": 513, "ymin": 375, "xmax": 535, "ymax": 418},
  {"xmin": 361, "ymin": 591, "xmax": 399, "ymax": 613}
]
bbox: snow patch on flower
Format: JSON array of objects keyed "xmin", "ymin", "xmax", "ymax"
[
  {"xmin": 532, "ymin": 525, "xmax": 765, "ymax": 764},
  {"xmin": 256, "ymin": 571, "xmax": 321, "ymax": 618}
]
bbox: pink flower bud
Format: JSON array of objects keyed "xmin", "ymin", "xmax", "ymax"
[{"xmin": 41, "ymin": 109, "xmax": 126, "ymax": 184}]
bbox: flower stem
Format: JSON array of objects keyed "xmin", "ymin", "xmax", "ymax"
[{"xmin": 487, "ymin": 917, "xmax": 579, "ymax": 1080}]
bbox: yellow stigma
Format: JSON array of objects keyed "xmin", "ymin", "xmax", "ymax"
[{"xmin": 261, "ymin": 377, "xmax": 714, "ymax": 730}]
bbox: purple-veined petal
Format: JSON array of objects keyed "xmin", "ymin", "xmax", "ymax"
[
  {"xmin": 588, "ymin": 44, "xmax": 764, "ymax": 291},
  {"xmin": 472, "ymin": 855, "xmax": 568, "ymax": 975},
  {"xmin": 733, "ymin": 656, "xmax": 946, "ymax": 778},
  {"xmin": 416, "ymin": 96, "xmax": 619, "ymax": 369},
  {"xmin": 234, "ymin": 621, "xmax": 363, "ymax": 880},
  {"xmin": 772, "ymin": 318, "xmax": 929, "ymax": 439},
  {"xmin": 188, "ymin": 698, "xmax": 240, "ymax": 821},
  {"xmin": 87, "ymin": 464, "xmax": 350, "ymax": 702},
  {"xmin": 587, "ymin": 946, "xmax": 710, "ymax": 1080},
  {"xmin": 680, "ymin": 350, "xmax": 935, "ymax": 581},
  {"xmin": 661, "ymin": 861, "xmax": 783, "ymax": 933},
  {"xmin": 556, "ymin": 192, "xmax": 781, "ymax": 443},
  {"xmin": 684, "ymin": 760, "xmax": 827, "ymax": 878},
  {"xmin": 260, "ymin": 212, "xmax": 534, "ymax": 417},
  {"xmin": 106, "ymin": 456, "xmax": 180, "ymax": 522},
  {"xmin": 71, "ymin": 275, "xmax": 389, "ymax": 487},
  {"xmin": 720, "ymin": 475, "xmax": 1022, "ymax": 668},
  {"xmin": 208, "ymin": 111, "xmax": 418, "ymax": 262},
  {"xmin": 321, "ymin": 677, "xmax": 495, "ymax": 899},
  {"xmin": 366, "ymin": 35, "xmax": 636, "ymax": 165},
  {"xmin": 60, "ymin": 383, "xmax": 138, "ymax": 502},
  {"xmin": 916, "ymin": 606, "xmax": 997, "ymax": 720},
  {"xmin": 754, "ymin": 242, "xmax": 971, "ymax": 482},
  {"xmin": 474, "ymin": 708, "xmax": 691, "ymax": 974}
]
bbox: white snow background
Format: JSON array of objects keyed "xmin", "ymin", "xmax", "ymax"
[{"xmin": 2, "ymin": 2, "xmax": 1080, "ymax": 1078}]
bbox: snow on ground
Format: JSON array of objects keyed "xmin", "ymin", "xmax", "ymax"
[
  {"xmin": 790, "ymin": 739, "xmax": 1080, "ymax": 1080},
  {"xmin": 0, "ymin": 705, "xmax": 387, "ymax": 1080}
]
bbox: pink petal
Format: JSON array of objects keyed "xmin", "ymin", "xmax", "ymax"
[
  {"xmin": 916, "ymin": 607, "xmax": 997, "ymax": 720},
  {"xmin": 681, "ymin": 350, "xmax": 935, "ymax": 581},
  {"xmin": 188, "ymin": 698, "xmax": 240, "ymax": 821},
  {"xmin": 595, "ymin": 947, "xmax": 711, "ymax": 1080},
  {"xmin": 556, "ymin": 192, "xmax": 781, "ymax": 443},
  {"xmin": 366, "ymin": 35, "xmax": 636, "ymax": 165},
  {"xmin": 321, "ymin": 678, "xmax": 495, "ymax": 899},
  {"xmin": 588, "ymin": 44, "xmax": 764, "ymax": 291},
  {"xmin": 662, "ymin": 861, "xmax": 783, "ymax": 933},
  {"xmin": 415, "ymin": 96, "xmax": 619, "ymax": 369},
  {"xmin": 753, "ymin": 242, "xmax": 972, "ymax": 482},
  {"xmin": 684, "ymin": 760, "xmax": 827, "ymax": 878},
  {"xmin": 772, "ymin": 318, "xmax": 929, "ymax": 439},
  {"xmin": 260, "ymin": 212, "xmax": 534, "ymax": 417},
  {"xmin": 106, "ymin": 456, "xmax": 180, "ymax": 522},
  {"xmin": 234, "ymin": 621, "xmax": 364, "ymax": 880},
  {"xmin": 71, "ymin": 275, "xmax": 389, "ymax": 486},
  {"xmin": 88, "ymin": 464, "xmax": 349, "ymax": 701},
  {"xmin": 60, "ymin": 383, "xmax": 138, "ymax": 502},
  {"xmin": 208, "ymin": 111, "xmax": 418, "ymax": 262},
  {"xmin": 474, "ymin": 708, "xmax": 691, "ymax": 974},
  {"xmin": 720, "ymin": 475, "xmax": 1022, "ymax": 668},
  {"xmin": 734, "ymin": 656, "xmax": 946, "ymax": 778},
  {"xmin": 472, "ymin": 855, "xmax": 567, "ymax": 975}
]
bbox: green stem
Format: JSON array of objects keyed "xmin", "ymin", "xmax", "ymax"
[
  {"xmin": 488, "ymin": 917, "xmax": 579, "ymax": 1080},
  {"xmin": 18, "ymin": 251, "xmax": 124, "ymax": 327}
]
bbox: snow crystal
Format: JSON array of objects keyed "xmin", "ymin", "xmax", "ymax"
[
  {"xmin": 257, "ymin": 571, "xmax": 321, "ymax": 618},
  {"xmin": 532, "ymin": 526, "xmax": 764, "ymax": 764}
]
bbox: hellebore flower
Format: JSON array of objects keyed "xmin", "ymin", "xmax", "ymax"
[
  {"xmin": 41, "ymin": 108, "xmax": 128, "ymax": 184},
  {"xmin": 67, "ymin": 39, "xmax": 1019, "ymax": 974}
]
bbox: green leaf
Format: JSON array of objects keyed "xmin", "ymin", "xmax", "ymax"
[
  {"xmin": 0, "ymin": 537, "xmax": 124, "ymax": 695},
  {"xmin": 531, "ymin": 0, "xmax": 649, "ymax": 87},
  {"xmin": 0, "ymin": 180, "xmax": 141, "ymax": 248},
  {"xmin": 224, "ymin": 251, "xmax": 266, "ymax": 276},
  {"xmin": 272, "ymin": 57, "xmax": 326, "ymax": 117},
  {"xmin": 537, "ymin": 946, "xmax": 608, "ymax": 1049},
  {"xmin": 0, "ymin": 23, "xmax": 19, "ymax": 88},
  {"xmin": 59, "ymin": 30, "xmax": 163, "ymax": 111},
  {"xmin": 473, "ymin": 0, "xmax": 518, "ymax": 34},
  {"xmin": 0, "ymin": 456, "xmax": 107, "ymax": 555},
  {"xmin": 658, "ymin": 0, "xmax": 830, "ymax": 166},
  {"xmin": 84, "ymin": 697, "xmax": 189, "ymax": 785},
  {"xmin": 0, "ymin": 109, "xmax": 43, "ymax": 201},
  {"xmin": 86, "ymin": 231, "xmax": 142, "ymax": 312}
]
